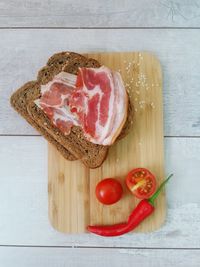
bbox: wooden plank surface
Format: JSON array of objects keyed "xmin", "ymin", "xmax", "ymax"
[
  {"xmin": 49, "ymin": 51, "xmax": 165, "ymax": 233},
  {"xmin": 0, "ymin": 136, "xmax": 200, "ymax": 248},
  {"xmin": 0, "ymin": 0, "xmax": 200, "ymax": 28},
  {"xmin": 1, "ymin": 29, "xmax": 200, "ymax": 136},
  {"xmin": 0, "ymin": 0, "xmax": 199, "ymax": 264},
  {"xmin": 48, "ymin": 147, "xmax": 90, "ymax": 233},
  {"xmin": 1, "ymin": 247, "xmax": 200, "ymax": 267}
]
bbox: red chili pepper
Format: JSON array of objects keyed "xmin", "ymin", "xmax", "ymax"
[{"xmin": 87, "ymin": 174, "xmax": 173, "ymax": 237}]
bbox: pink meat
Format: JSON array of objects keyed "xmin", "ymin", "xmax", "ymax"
[
  {"xmin": 40, "ymin": 82, "xmax": 72, "ymax": 107},
  {"xmin": 70, "ymin": 66, "xmax": 128, "ymax": 145},
  {"xmin": 35, "ymin": 67, "xmax": 128, "ymax": 145},
  {"xmin": 35, "ymin": 72, "xmax": 79, "ymax": 135}
]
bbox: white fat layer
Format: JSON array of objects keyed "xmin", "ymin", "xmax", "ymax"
[
  {"xmin": 82, "ymin": 84, "xmax": 104, "ymax": 118},
  {"xmin": 53, "ymin": 106, "xmax": 79, "ymax": 126},
  {"xmin": 103, "ymin": 72, "xmax": 128, "ymax": 145},
  {"xmin": 40, "ymin": 72, "xmax": 76, "ymax": 95},
  {"xmin": 55, "ymin": 72, "xmax": 77, "ymax": 86}
]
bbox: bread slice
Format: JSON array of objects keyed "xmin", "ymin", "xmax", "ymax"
[{"xmin": 11, "ymin": 51, "xmax": 133, "ymax": 168}]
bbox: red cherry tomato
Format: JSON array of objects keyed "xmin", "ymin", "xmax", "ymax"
[
  {"xmin": 126, "ymin": 168, "xmax": 156, "ymax": 199},
  {"xmin": 95, "ymin": 178, "xmax": 123, "ymax": 205}
]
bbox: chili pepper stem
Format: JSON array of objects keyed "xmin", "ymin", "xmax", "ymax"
[{"xmin": 148, "ymin": 174, "xmax": 173, "ymax": 206}]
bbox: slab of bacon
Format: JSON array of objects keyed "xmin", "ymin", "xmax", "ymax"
[{"xmin": 35, "ymin": 66, "xmax": 128, "ymax": 146}]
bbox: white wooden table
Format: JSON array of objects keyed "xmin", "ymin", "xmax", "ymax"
[{"xmin": 0, "ymin": 1, "xmax": 200, "ymax": 266}]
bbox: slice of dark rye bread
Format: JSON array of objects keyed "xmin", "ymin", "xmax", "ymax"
[
  {"xmin": 11, "ymin": 51, "xmax": 133, "ymax": 168},
  {"xmin": 10, "ymin": 52, "xmax": 105, "ymax": 166},
  {"xmin": 10, "ymin": 51, "xmax": 98, "ymax": 162}
]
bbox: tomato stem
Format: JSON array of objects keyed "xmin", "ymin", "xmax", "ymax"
[{"xmin": 148, "ymin": 174, "xmax": 173, "ymax": 206}]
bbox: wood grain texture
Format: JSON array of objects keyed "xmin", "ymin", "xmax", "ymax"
[
  {"xmin": 1, "ymin": 247, "xmax": 200, "ymax": 267},
  {"xmin": 0, "ymin": 0, "xmax": 200, "ymax": 27},
  {"xmin": 0, "ymin": 123, "xmax": 200, "ymax": 247},
  {"xmin": 2, "ymin": 29, "xmax": 200, "ymax": 136},
  {"xmin": 48, "ymin": 51, "xmax": 165, "ymax": 233},
  {"xmin": 48, "ymin": 147, "xmax": 90, "ymax": 233},
  {"xmin": 0, "ymin": 1, "xmax": 199, "ymax": 263}
]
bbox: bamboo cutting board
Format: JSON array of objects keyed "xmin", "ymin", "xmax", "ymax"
[{"xmin": 48, "ymin": 52, "xmax": 165, "ymax": 233}]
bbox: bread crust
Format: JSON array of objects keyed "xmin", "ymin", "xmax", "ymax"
[{"xmin": 10, "ymin": 51, "xmax": 133, "ymax": 168}]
